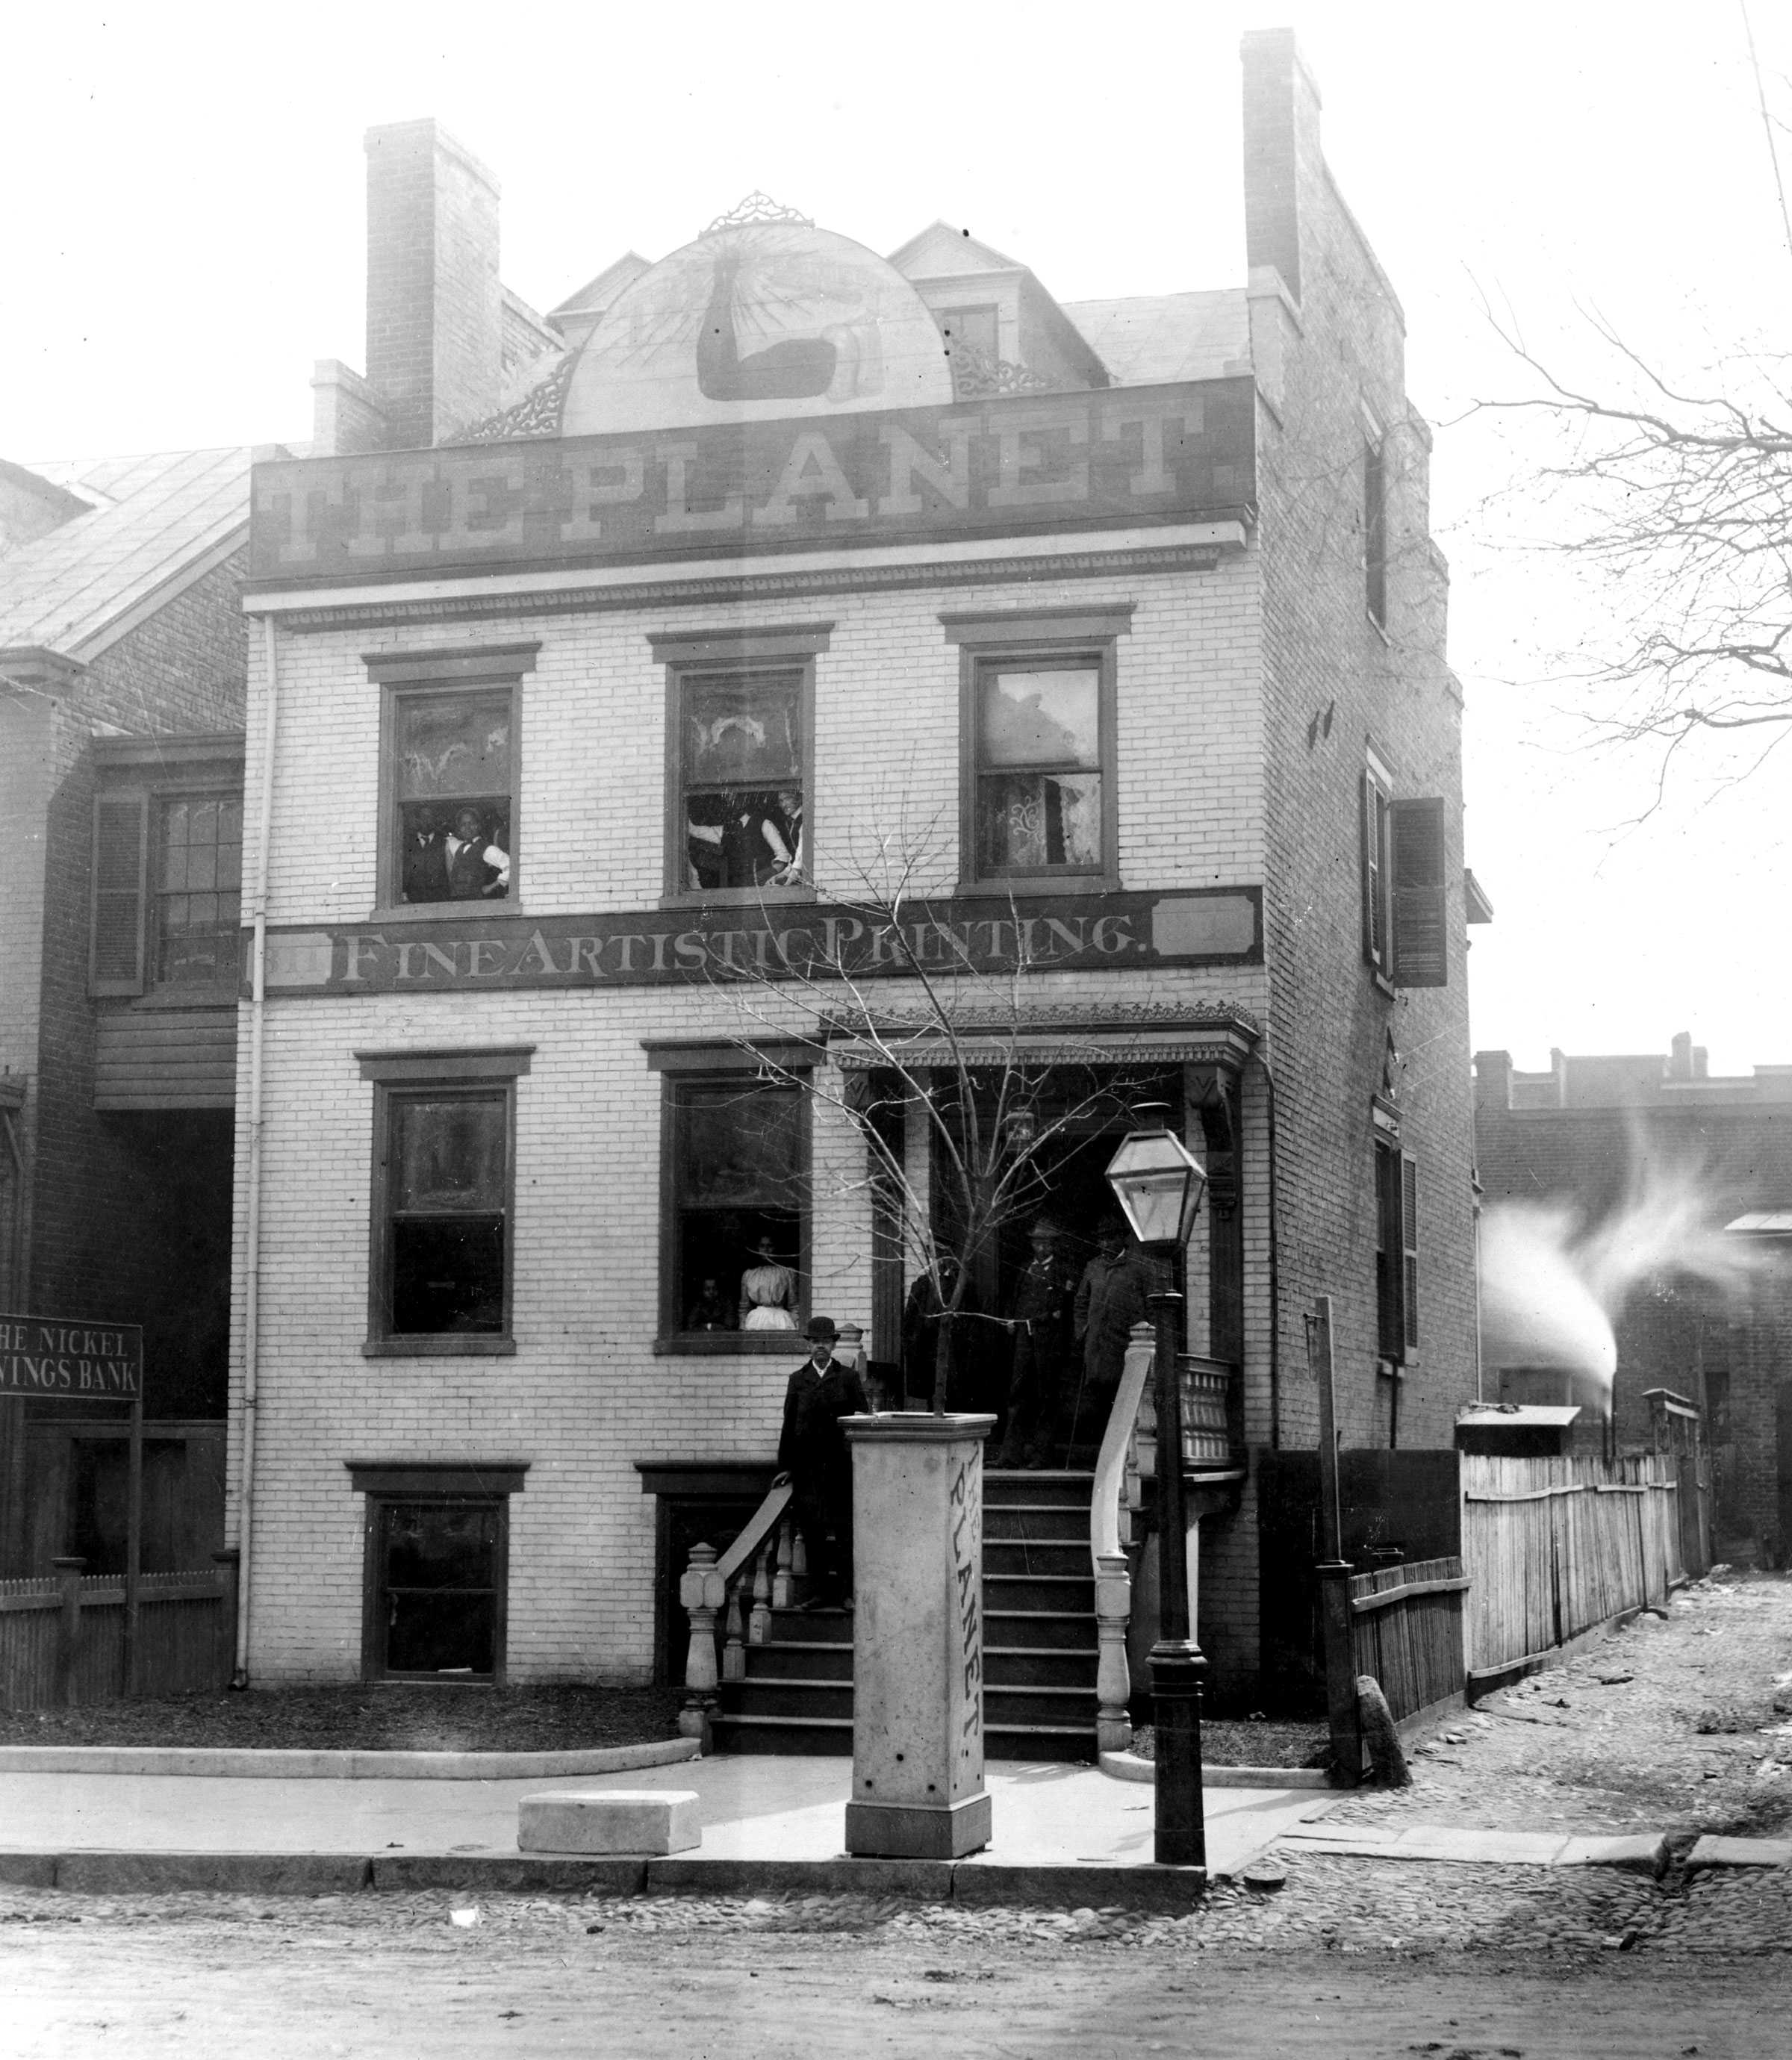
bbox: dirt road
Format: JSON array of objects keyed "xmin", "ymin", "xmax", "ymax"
[{"xmin": 4, "ymin": 1912, "xmax": 1784, "ymax": 2060}]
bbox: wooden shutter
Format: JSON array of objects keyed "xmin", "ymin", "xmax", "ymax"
[
  {"xmin": 1391, "ymin": 796, "xmax": 1448, "ymax": 988},
  {"xmin": 1401, "ymin": 1152, "xmax": 1419, "ymax": 1351},
  {"xmin": 90, "ymin": 791, "xmax": 148, "ymax": 995},
  {"xmin": 1374, "ymin": 1140, "xmax": 1405, "ymax": 1363}
]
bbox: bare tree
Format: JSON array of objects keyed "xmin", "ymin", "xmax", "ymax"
[
  {"xmin": 697, "ymin": 814, "xmax": 1154, "ymax": 1414},
  {"xmin": 1472, "ymin": 318, "xmax": 1792, "ymax": 797}
]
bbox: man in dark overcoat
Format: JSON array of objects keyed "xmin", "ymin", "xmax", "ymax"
[
  {"xmin": 774, "ymin": 1316, "xmax": 868, "ymax": 1611},
  {"xmin": 1069, "ymin": 1224, "xmax": 1169, "ymax": 1454}
]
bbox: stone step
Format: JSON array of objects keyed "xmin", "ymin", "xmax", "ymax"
[
  {"xmin": 983, "ymin": 1572, "xmax": 1096, "ymax": 1614},
  {"xmin": 984, "ymin": 1609, "xmax": 1099, "ymax": 1652},
  {"xmin": 728, "ymin": 1677, "xmax": 855, "ymax": 1722},
  {"xmin": 709, "ymin": 1714, "xmax": 1098, "ymax": 1763},
  {"xmin": 984, "ymin": 1469, "xmax": 1094, "ymax": 1510},
  {"xmin": 984, "ymin": 1683, "xmax": 1103, "ymax": 1729},
  {"xmin": 983, "ymin": 1502, "xmax": 1088, "ymax": 1543},
  {"xmin": 983, "ymin": 1538, "xmax": 1089, "ymax": 1578}
]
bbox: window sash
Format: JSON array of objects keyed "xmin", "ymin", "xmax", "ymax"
[
  {"xmin": 378, "ymin": 677, "xmax": 523, "ymax": 912},
  {"xmin": 362, "ymin": 1494, "xmax": 510, "ymax": 1684},
  {"xmin": 960, "ymin": 645, "xmax": 1117, "ymax": 886},
  {"xmin": 661, "ymin": 1074, "xmax": 810, "ymax": 1345},
  {"xmin": 367, "ymin": 1077, "xmax": 517, "ymax": 1351},
  {"xmin": 668, "ymin": 660, "xmax": 814, "ymax": 898},
  {"xmin": 153, "ymin": 793, "xmax": 243, "ymax": 989}
]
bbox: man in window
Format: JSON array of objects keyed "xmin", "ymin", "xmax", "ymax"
[
  {"xmin": 444, "ymin": 805, "xmax": 511, "ymax": 899},
  {"xmin": 774, "ymin": 1316, "xmax": 867, "ymax": 1612}
]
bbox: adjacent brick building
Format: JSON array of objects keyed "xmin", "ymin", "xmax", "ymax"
[
  {"xmin": 233, "ymin": 32, "xmax": 1484, "ymax": 1709},
  {"xmin": 0, "ymin": 449, "xmax": 260, "ymax": 1573},
  {"xmin": 1476, "ymin": 1033, "xmax": 1792, "ymax": 1566}
]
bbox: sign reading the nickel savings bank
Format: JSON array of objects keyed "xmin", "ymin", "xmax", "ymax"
[
  {"xmin": 0, "ymin": 1315, "xmax": 142, "ymax": 1399},
  {"xmin": 248, "ymin": 380, "xmax": 1254, "ymax": 587},
  {"xmin": 261, "ymin": 888, "xmax": 1260, "ymax": 997}
]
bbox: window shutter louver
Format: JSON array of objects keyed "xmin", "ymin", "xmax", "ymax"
[
  {"xmin": 1390, "ymin": 795, "xmax": 1448, "ymax": 988},
  {"xmin": 1375, "ymin": 1140, "xmax": 1405, "ymax": 1362},
  {"xmin": 90, "ymin": 792, "xmax": 148, "ymax": 995},
  {"xmin": 1401, "ymin": 1152, "xmax": 1419, "ymax": 1351}
]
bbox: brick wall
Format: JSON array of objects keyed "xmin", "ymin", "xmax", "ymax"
[
  {"xmin": 1248, "ymin": 29, "xmax": 1475, "ymax": 1460},
  {"xmin": 364, "ymin": 120, "xmax": 502, "ymax": 449}
]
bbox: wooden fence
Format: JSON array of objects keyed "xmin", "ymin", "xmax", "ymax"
[
  {"xmin": 1461, "ymin": 1454, "xmax": 1681, "ymax": 1685},
  {"xmin": 1348, "ymin": 1554, "xmax": 1469, "ymax": 1726},
  {"xmin": 0, "ymin": 1558, "xmax": 235, "ymax": 1711}
]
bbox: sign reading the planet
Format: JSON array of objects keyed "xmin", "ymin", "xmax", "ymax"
[{"xmin": 562, "ymin": 221, "xmax": 958, "ymax": 435}]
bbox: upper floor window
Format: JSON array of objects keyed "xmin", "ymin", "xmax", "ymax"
[
  {"xmin": 365, "ymin": 645, "xmax": 537, "ymax": 913},
  {"xmin": 939, "ymin": 304, "xmax": 1001, "ymax": 361},
  {"xmin": 1362, "ymin": 755, "xmax": 1394, "ymax": 979},
  {"xmin": 680, "ymin": 668, "xmax": 806, "ymax": 894},
  {"xmin": 945, "ymin": 607, "xmax": 1129, "ymax": 891},
  {"xmin": 90, "ymin": 736, "xmax": 245, "ymax": 1000},
  {"xmin": 650, "ymin": 624, "xmax": 829, "ymax": 903},
  {"xmin": 155, "ymin": 794, "xmax": 243, "ymax": 986}
]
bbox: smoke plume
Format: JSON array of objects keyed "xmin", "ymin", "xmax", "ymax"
[{"xmin": 1480, "ymin": 1147, "xmax": 1758, "ymax": 1401}]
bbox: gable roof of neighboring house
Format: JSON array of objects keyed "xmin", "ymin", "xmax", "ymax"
[{"xmin": 0, "ymin": 446, "xmax": 253, "ymax": 663}]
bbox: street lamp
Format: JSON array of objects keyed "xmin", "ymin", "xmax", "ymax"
[{"xmin": 1104, "ymin": 1102, "xmax": 1208, "ymax": 1870}]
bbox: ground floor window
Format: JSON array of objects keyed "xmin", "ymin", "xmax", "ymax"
[
  {"xmin": 351, "ymin": 1463, "xmax": 524, "ymax": 1684},
  {"xmin": 656, "ymin": 1064, "xmax": 810, "ymax": 1349}
]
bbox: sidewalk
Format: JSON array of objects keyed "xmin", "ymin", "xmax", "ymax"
[{"xmin": 0, "ymin": 1753, "xmax": 1326, "ymax": 1907}]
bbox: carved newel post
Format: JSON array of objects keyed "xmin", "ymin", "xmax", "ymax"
[
  {"xmin": 678, "ymin": 1540, "xmax": 726, "ymax": 1749},
  {"xmin": 843, "ymin": 1412, "xmax": 997, "ymax": 1859}
]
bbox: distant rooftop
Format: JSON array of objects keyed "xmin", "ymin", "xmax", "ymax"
[{"xmin": 1475, "ymin": 1033, "xmax": 1792, "ymax": 1112}]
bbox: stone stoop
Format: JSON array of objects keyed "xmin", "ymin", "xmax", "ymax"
[{"xmin": 709, "ymin": 1470, "xmax": 1101, "ymax": 1761}]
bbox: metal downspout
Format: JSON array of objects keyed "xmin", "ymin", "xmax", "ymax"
[{"xmin": 233, "ymin": 612, "xmax": 279, "ymax": 1687}]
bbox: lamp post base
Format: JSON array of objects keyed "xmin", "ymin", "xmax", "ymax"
[{"xmin": 1148, "ymin": 1637, "xmax": 1207, "ymax": 1870}]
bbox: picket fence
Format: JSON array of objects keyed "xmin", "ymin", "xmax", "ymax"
[{"xmin": 0, "ymin": 1560, "xmax": 235, "ymax": 1710}]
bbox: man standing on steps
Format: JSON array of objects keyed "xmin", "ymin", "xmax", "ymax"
[{"xmin": 774, "ymin": 1316, "xmax": 868, "ymax": 1611}]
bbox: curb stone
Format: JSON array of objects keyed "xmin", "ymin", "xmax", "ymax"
[
  {"xmin": 0, "ymin": 1848, "xmax": 1207, "ymax": 1908},
  {"xmin": 1685, "ymin": 1835, "xmax": 1792, "ymax": 1872},
  {"xmin": 0, "ymin": 1739, "xmax": 700, "ymax": 1782}
]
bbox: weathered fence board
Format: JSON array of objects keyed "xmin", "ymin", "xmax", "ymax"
[
  {"xmin": 1462, "ymin": 1454, "xmax": 1680, "ymax": 1681},
  {"xmin": 1348, "ymin": 1554, "xmax": 1467, "ymax": 1726},
  {"xmin": 0, "ymin": 1565, "xmax": 233, "ymax": 1711}
]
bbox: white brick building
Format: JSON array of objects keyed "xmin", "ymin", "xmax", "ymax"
[{"xmin": 232, "ymin": 34, "xmax": 1483, "ymax": 1715}]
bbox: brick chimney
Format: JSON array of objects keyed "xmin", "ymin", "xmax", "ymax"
[
  {"xmin": 1670, "ymin": 1030, "xmax": 1693, "ymax": 1080},
  {"xmin": 1473, "ymin": 1050, "xmax": 1513, "ymax": 1112},
  {"xmin": 363, "ymin": 119, "xmax": 503, "ymax": 449},
  {"xmin": 1239, "ymin": 28, "xmax": 1324, "ymax": 302}
]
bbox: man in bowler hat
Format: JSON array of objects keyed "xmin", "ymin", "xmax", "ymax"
[{"xmin": 774, "ymin": 1316, "xmax": 868, "ymax": 1611}]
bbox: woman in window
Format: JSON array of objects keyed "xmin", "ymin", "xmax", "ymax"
[{"xmin": 738, "ymin": 1234, "xmax": 798, "ymax": 1331}]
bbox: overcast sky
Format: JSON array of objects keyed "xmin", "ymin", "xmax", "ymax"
[{"xmin": 5, "ymin": 1, "xmax": 1787, "ymax": 1075}]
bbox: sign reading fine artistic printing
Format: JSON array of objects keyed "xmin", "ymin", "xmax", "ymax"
[
  {"xmin": 261, "ymin": 889, "xmax": 1262, "ymax": 995},
  {"xmin": 247, "ymin": 380, "xmax": 1256, "ymax": 585},
  {"xmin": 0, "ymin": 1316, "xmax": 143, "ymax": 1399}
]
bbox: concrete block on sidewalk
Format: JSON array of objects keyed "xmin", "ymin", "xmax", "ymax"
[
  {"xmin": 519, "ymin": 1788, "xmax": 700, "ymax": 1856},
  {"xmin": 1686, "ymin": 1835, "xmax": 1792, "ymax": 1872}
]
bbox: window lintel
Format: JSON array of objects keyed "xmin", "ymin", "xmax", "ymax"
[
  {"xmin": 347, "ymin": 1461, "xmax": 529, "ymax": 1496},
  {"xmin": 941, "ymin": 605, "xmax": 1133, "ymax": 648},
  {"xmin": 356, "ymin": 1046, "xmax": 534, "ymax": 1083},
  {"xmin": 650, "ymin": 623, "xmax": 833, "ymax": 665},
  {"xmin": 363, "ymin": 644, "xmax": 539, "ymax": 685}
]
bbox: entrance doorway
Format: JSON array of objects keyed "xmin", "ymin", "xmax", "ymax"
[{"xmin": 927, "ymin": 1068, "xmax": 1183, "ymax": 1439}]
